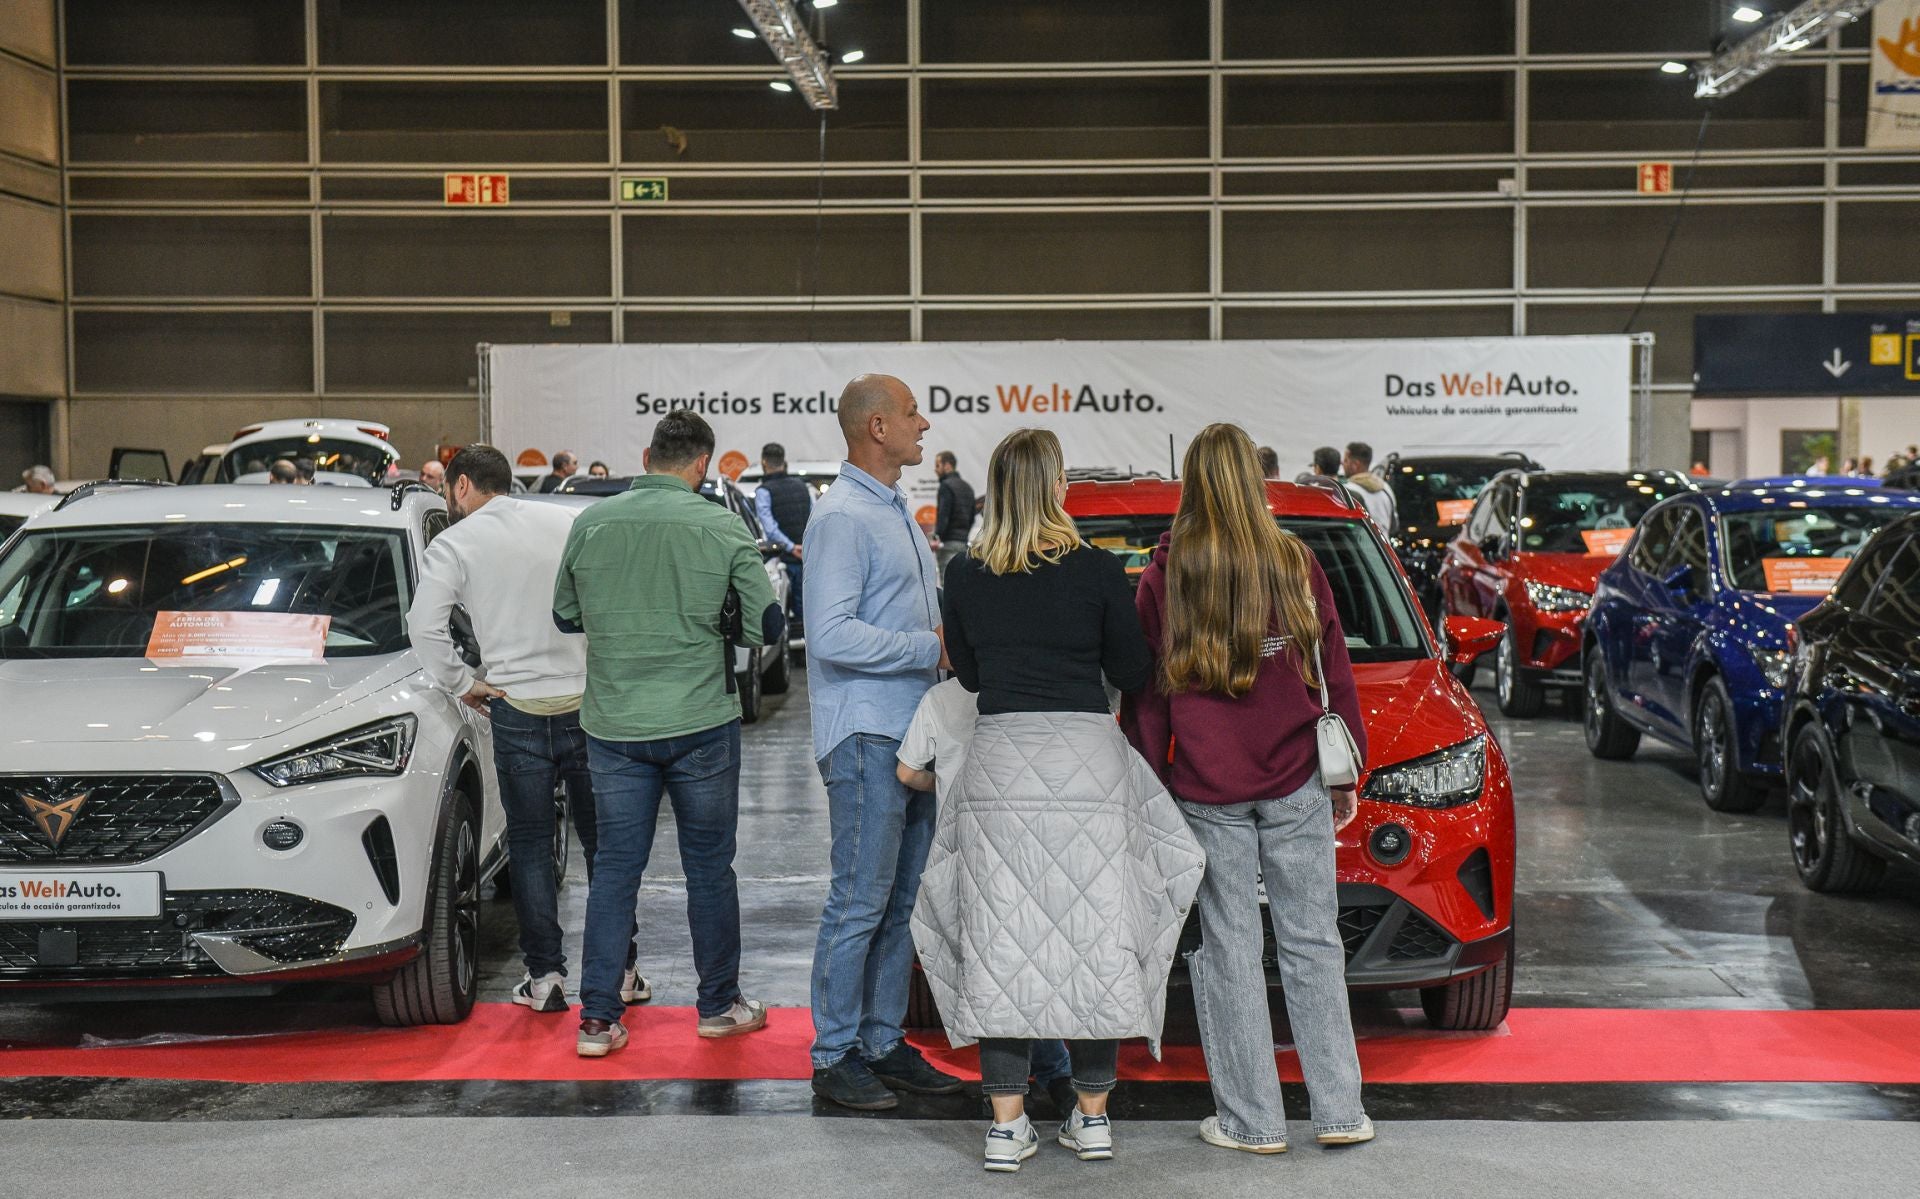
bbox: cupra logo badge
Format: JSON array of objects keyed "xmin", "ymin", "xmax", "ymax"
[{"xmin": 18, "ymin": 789, "xmax": 89, "ymax": 848}]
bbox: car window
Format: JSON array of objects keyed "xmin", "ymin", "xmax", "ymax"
[
  {"xmin": 0, "ymin": 523, "xmax": 412, "ymax": 659},
  {"xmin": 1071, "ymin": 513, "xmax": 1428, "ymax": 663},
  {"xmin": 1391, "ymin": 463, "xmax": 1503, "ymax": 528},
  {"xmin": 220, "ymin": 437, "xmax": 395, "ymax": 485},
  {"xmin": 1629, "ymin": 506, "xmax": 1679, "ymax": 574},
  {"xmin": 1859, "ymin": 536, "xmax": 1920, "ymax": 627},
  {"xmin": 422, "ymin": 510, "xmax": 449, "ymax": 546},
  {"xmin": 1719, "ymin": 505, "xmax": 1908, "ymax": 594},
  {"xmin": 1517, "ymin": 476, "xmax": 1690, "ymax": 555},
  {"xmin": 1669, "ymin": 506, "xmax": 1709, "ymax": 572},
  {"xmin": 1829, "ymin": 533, "xmax": 1903, "ymax": 612}
]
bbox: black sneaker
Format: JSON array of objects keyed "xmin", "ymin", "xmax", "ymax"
[
  {"xmin": 812, "ymin": 1057, "xmax": 899, "ymax": 1111},
  {"xmin": 867, "ymin": 1042, "xmax": 966, "ymax": 1095}
]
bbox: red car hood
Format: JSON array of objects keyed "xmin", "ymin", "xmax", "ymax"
[
  {"xmin": 1352, "ymin": 657, "xmax": 1485, "ymax": 771},
  {"xmin": 1514, "ymin": 551, "xmax": 1610, "ymax": 594}
]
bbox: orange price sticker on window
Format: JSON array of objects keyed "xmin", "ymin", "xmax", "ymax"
[
  {"xmin": 146, "ymin": 612, "xmax": 331, "ymax": 662},
  {"xmin": 1761, "ymin": 557, "xmax": 1849, "ymax": 595},
  {"xmin": 1435, "ymin": 499, "xmax": 1475, "ymax": 525},
  {"xmin": 1580, "ymin": 528, "xmax": 1633, "ymax": 556}
]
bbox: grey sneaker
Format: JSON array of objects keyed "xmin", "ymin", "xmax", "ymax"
[
  {"xmin": 620, "ymin": 968, "xmax": 651, "ymax": 1004},
  {"xmin": 696, "ymin": 997, "xmax": 769, "ymax": 1038},
  {"xmin": 510, "ymin": 971, "xmax": 567, "ymax": 1013},
  {"xmin": 1199, "ymin": 1115, "xmax": 1288, "ymax": 1155},
  {"xmin": 575, "ymin": 1019, "xmax": 628, "ymax": 1058},
  {"xmin": 1316, "ymin": 1116, "xmax": 1375, "ymax": 1145},
  {"xmin": 1058, "ymin": 1107, "xmax": 1114, "ymax": 1162},
  {"xmin": 983, "ymin": 1118, "xmax": 1040, "ymax": 1173}
]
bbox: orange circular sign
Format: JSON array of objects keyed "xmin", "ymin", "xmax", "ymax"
[
  {"xmin": 515, "ymin": 448, "xmax": 549, "ymax": 468},
  {"xmin": 915, "ymin": 504, "xmax": 938, "ymax": 528},
  {"xmin": 718, "ymin": 450, "xmax": 749, "ymax": 481}
]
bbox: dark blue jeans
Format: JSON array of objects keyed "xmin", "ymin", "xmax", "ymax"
[
  {"xmin": 783, "ymin": 559, "xmax": 804, "ymax": 634},
  {"xmin": 581, "ymin": 720, "xmax": 744, "ymax": 1023},
  {"xmin": 488, "ymin": 700, "xmax": 633, "ymax": 979}
]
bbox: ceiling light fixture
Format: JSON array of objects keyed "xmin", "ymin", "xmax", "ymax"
[
  {"xmin": 812, "ymin": 0, "xmax": 839, "ymax": 8},
  {"xmin": 770, "ymin": 80, "xmax": 793, "ymax": 92},
  {"xmin": 1695, "ymin": 0, "xmax": 1879, "ymax": 98},
  {"xmin": 1732, "ymin": 6, "xmax": 1767, "ymax": 21},
  {"xmin": 731, "ymin": 27, "xmax": 757, "ymax": 38},
  {"xmin": 841, "ymin": 49, "xmax": 865, "ymax": 63},
  {"xmin": 1660, "ymin": 60, "xmax": 1690, "ymax": 73},
  {"xmin": 734, "ymin": 0, "xmax": 837, "ymax": 109}
]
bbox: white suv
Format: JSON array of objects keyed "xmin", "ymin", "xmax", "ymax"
[
  {"xmin": 0, "ymin": 482, "xmax": 506, "ymax": 1024},
  {"xmin": 217, "ymin": 419, "xmax": 401, "ymax": 487}
]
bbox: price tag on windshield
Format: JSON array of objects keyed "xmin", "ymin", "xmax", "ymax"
[
  {"xmin": 1760, "ymin": 558, "xmax": 1849, "ymax": 595},
  {"xmin": 146, "ymin": 612, "xmax": 331, "ymax": 661},
  {"xmin": 1580, "ymin": 528, "xmax": 1633, "ymax": 556},
  {"xmin": 1435, "ymin": 499, "xmax": 1475, "ymax": 525}
]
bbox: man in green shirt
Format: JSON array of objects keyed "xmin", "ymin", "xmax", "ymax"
[{"xmin": 554, "ymin": 410, "xmax": 782, "ymax": 1058}]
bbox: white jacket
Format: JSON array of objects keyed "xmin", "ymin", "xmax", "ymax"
[{"xmin": 407, "ymin": 496, "xmax": 587, "ymax": 701}]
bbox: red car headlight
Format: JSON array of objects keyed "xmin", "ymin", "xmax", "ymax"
[{"xmin": 1363, "ymin": 735, "xmax": 1486, "ymax": 809}]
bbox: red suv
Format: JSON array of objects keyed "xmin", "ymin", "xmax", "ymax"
[
  {"xmin": 1440, "ymin": 469, "xmax": 1693, "ymax": 717},
  {"xmin": 1065, "ymin": 477, "xmax": 1516, "ymax": 1030}
]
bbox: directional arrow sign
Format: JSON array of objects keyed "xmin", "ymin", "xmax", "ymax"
[
  {"xmin": 1823, "ymin": 348, "xmax": 1852, "ymax": 378},
  {"xmin": 1694, "ymin": 313, "xmax": 1920, "ymax": 396}
]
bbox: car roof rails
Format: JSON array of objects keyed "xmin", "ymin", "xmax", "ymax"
[
  {"xmin": 53, "ymin": 478, "xmax": 174, "ymax": 511},
  {"xmin": 1065, "ymin": 466, "xmax": 1164, "ymax": 483},
  {"xmin": 1293, "ymin": 475, "xmax": 1362, "ymax": 510},
  {"xmin": 389, "ymin": 480, "xmax": 441, "ymax": 510},
  {"xmin": 1499, "ymin": 451, "xmax": 1544, "ymax": 470}
]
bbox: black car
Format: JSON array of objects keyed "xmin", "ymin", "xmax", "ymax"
[
  {"xmin": 1385, "ymin": 452, "xmax": 1541, "ymax": 619},
  {"xmin": 1781, "ymin": 513, "xmax": 1920, "ymax": 893}
]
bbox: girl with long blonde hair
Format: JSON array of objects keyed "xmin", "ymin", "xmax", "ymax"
[
  {"xmin": 911, "ymin": 427, "xmax": 1203, "ymax": 1173},
  {"xmin": 1122, "ymin": 422, "xmax": 1374, "ymax": 1154}
]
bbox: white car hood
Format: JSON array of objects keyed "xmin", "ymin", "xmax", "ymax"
[{"xmin": 0, "ymin": 654, "xmax": 418, "ymax": 749}]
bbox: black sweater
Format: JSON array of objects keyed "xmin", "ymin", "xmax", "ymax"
[{"xmin": 941, "ymin": 545, "xmax": 1153, "ymax": 715}]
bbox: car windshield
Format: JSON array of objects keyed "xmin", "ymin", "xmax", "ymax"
[
  {"xmin": 219, "ymin": 438, "xmax": 395, "ymax": 485},
  {"xmin": 1720, "ymin": 505, "xmax": 1906, "ymax": 594},
  {"xmin": 1070, "ymin": 514, "xmax": 1428, "ymax": 662},
  {"xmin": 1392, "ymin": 463, "xmax": 1506, "ymax": 528},
  {"xmin": 0, "ymin": 523, "xmax": 411, "ymax": 659},
  {"xmin": 1520, "ymin": 477, "xmax": 1689, "ymax": 554}
]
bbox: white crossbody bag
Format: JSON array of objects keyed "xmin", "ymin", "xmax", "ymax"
[{"xmin": 1312, "ymin": 639, "xmax": 1363, "ymax": 788}]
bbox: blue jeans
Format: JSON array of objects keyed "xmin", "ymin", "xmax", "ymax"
[
  {"xmin": 580, "ymin": 721, "xmax": 744, "ymax": 1024},
  {"xmin": 1030, "ymin": 1038, "xmax": 1071, "ymax": 1085},
  {"xmin": 487, "ymin": 700, "xmax": 633, "ymax": 978},
  {"xmin": 783, "ymin": 559, "xmax": 804, "ymax": 633},
  {"xmin": 809, "ymin": 732, "xmax": 935, "ymax": 1069}
]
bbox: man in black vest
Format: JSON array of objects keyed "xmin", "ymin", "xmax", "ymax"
[
  {"xmin": 932, "ymin": 450, "xmax": 976, "ymax": 579},
  {"xmin": 753, "ymin": 442, "xmax": 813, "ymax": 638}
]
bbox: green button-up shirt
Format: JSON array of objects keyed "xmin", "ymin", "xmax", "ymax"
[{"xmin": 552, "ymin": 473, "xmax": 778, "ymax": 742}]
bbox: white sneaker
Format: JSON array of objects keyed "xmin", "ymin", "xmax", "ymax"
[
  {"xmin": 1058, "ymin": 1107, "xmax": 1114, "ymax": 1162},
  {"xmin": 1199, "ymin": 1115, "xmax": 1288, "ymax": 1155},
  {"xmin": 1316, "ymin": 1116, "xmax": 1375, "ymax": 1145},
  {"xmin": 510, "ymin": 971, "xmax": 567, "ymax": 1013},
  {"xmin": 620, "ymin": 967, "xmax": 652, "ymax": 1004},
  {"xmin": 983, "ymin": 1117, "xmax": 1040, "ymax": 1173}
]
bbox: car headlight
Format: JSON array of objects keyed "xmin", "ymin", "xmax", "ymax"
[
  {"xmin": 1752, "ymin": 648, "xmax": 1792, "ymax": 690},
  {"xmin": 1362, "ymin": 735, "xmax": 1486, "ymax": 809},
  {"xmin": 251, "ymin": 716, "xmax": 417, "ymax": 788},
  {"xmin": 1524, "ymin": 580, "xmax": 1591, "ymax": 613}
]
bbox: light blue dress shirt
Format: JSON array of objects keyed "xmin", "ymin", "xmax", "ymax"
[
  {"xmin": 802, "ymin": 461, "xmax": 942, "ymax": 761},
  {"xmin": 753, "ymin": 485, "xmax": 796, "ymax": 554}
]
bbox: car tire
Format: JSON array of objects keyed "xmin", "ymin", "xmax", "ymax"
[
  {"xmin": 373, "ymin": 790, "xmax": 481, "ymax": 1027},
  {"xmin": 1787, "ymin": 724, "xmax": 1885, "ymax": 894},
  {"xmin": 1419, "ymin": 936, "xmax": 1515, "ymax": 1031},
  {"xmin": 905, "ymin": 961, "xmax": 944, "ymax": 1030},
  {"xmin": 762, "ymin": 636, "xmax": 792, "ymax": 695},
  {"xmin": 737, "ymin": 661, "xmax": 761, "ymax": 725},
  {"xmin": 1494, "ymin": 626, "xmax": 1545, "ymax": 718},
  {"xmin": 552, "ymin": 783, "xmax": 571, "ymax": 887},
  {"xmin": 1694, "ymin": 676, "xmax": 1768, "ymax": 813},
  {"xmin": 1583, "ymin": 653, "xmax": 1640, "ymax": 760}
]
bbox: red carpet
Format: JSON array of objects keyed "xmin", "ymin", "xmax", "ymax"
[{"xmin": 4, "ymin": 1006, "xmax": 1920, "ymax": 1085}]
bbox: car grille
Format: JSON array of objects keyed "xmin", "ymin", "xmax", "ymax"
[
  {"xmin": 1174, "ymin": 897, "xmax": 1456, "ymax": 969},
  {"xmin": 0, "ymin": 889, "xmax": 356, "ymax": 977},
  {"xmin": 1386, "ymin": 909, "xmax": 1454, "ymax": 961},
  {"xmin": 0, "ymin": 775, "xmax": 231, "ymax": 865}
]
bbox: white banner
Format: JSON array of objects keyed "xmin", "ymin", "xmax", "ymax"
[
  {"xmin": 1871, "ymin": 2, "xmax": 1920, "ymax": 149},
  {"xmin": 486, "ymin": 337, "xmax": 1634, "ymax": 513}
]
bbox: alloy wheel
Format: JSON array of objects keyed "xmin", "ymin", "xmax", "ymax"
[
  {"xmin": 1697, "ymin": 695, "xmax": 1728, "ymax": 799},
  {"xmin": 1496, "ymin": 632, "xmax": 1514, "ymax": 707},
  {"xmin": 1787, "ymin": 737, "xmax": 1830, "ymax": 876},
  {"xmin": 1584, "ymin": 659, "xmax": 1607, "ymax": 741},
  {"xmin": 451, "ymin": 821, "xmax": 480, "ymax": 997}
]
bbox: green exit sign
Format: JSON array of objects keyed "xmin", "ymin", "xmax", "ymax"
[{"xmin": 621, "ymin": 177, "xmax": 669, "ymax": 202}]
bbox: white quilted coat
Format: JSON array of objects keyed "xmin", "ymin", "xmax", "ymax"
[{"xmin": 911, "ymin": 710, "xmax": 1207, "ymax": 1056}]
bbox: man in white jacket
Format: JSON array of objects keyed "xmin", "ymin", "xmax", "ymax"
[
  {"xmin": 407, "ymin": 445, "xmax": 645, "ymax": 1015},
  {"xmin": 1342, "ymin": 441, "xmax": 1398, "ymax": 536}
]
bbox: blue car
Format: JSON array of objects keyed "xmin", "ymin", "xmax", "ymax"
[{"xmin": 1581, "ymin": 484, "xmax": 1920, "ymax": 812}]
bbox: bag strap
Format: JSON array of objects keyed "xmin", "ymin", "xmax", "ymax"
[{"xmin": 1313, "ymin": 638, "xmax": 1330, "ymax": 715}]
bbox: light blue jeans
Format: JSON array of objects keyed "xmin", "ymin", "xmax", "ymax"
[
  {"xmin": 1179, "ymin": 776, "xmax": 1367, "ymax": 1142},
  {"xmin": 809, "ymin": 732, "xmax": 936, "ymax": 1069}
]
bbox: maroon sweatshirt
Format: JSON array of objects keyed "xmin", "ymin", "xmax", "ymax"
[{"xmin": 1121, "ymin": 535, "xmax": 1368, "ymax": 805}]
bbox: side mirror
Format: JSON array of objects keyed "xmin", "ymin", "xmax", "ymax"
[{"xmin": 1444, "ymin": 614, "xmax": 1505, "ymax": 666}]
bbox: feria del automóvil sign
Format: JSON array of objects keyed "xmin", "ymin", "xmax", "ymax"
[{"xmin": 484, "ymin": 337, "xmax": 1633, "ymax": 502}]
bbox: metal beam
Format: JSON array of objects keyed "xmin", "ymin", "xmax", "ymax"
[
  {"xmin": 735, "ymin": 0, "xmax": 837, "ymax": 110},
  {"xmin": 1694, "ymin": 0, "xmax": 1882, "ymax": 98}
]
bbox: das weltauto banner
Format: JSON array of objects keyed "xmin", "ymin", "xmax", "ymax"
[
  {"xmin": 485, "ymin": 336, "xmax": 1633, "ymax": 511},
  {"xmin": 1871, "ymin": 1, "xmax": 1920, "ymax": 149}
]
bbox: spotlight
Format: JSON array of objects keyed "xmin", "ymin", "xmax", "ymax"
[
  {"xmin": 731, "ymin": 27, "xmax": 757, "ymax": 38},
  {"xmin": 1732, "ymin": 6, "xmax": 1766, "ymax": 22},
  {"xmin": 1660, "ymin": 60, "xmax": 1690, "ymax": 74},
  {"xmin": 770, "ymin": 80, "xmax": 793, "ymax": 92},
  {"xmin": 841, "ymin": 49, "xmax": 865, "ymax": 63}
]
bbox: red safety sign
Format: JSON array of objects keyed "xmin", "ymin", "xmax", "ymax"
[{"xmin": 445, "ymin": 173, "xmax": 510, "ymax": 205}]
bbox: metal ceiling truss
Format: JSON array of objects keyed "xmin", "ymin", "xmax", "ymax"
[
  {"xmin": 735, "ymin": 0, "xmax": 838, "ymax": 110},
  {"xmin": 1694, "ymin": 0, "xmax": 1883, "ymax": 98}
]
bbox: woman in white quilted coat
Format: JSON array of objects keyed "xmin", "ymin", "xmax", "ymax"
[{"xmin": 918, "ymin": 427, "xmax": 1206, "ymax": 1173}]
